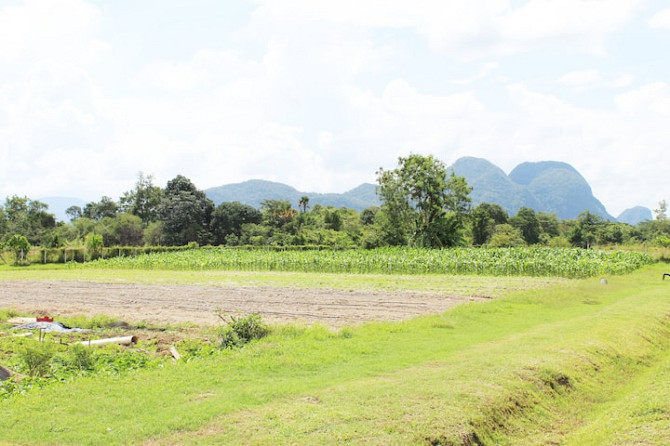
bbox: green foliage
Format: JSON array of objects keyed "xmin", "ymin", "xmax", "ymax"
[
  {"xmin": 470, "ymin": 203, "xmax": 509, "ymax": 246},
  {"xmin": 85, "ymin": 233, "xmax": 104, "ymax": 259},
  {"xmin": 5, "ymin": 234, "xmax": 30, "ymax": 265},
  {"xmin": 159, "ymin": 175, "xmax": 214, "ymax": 246},
  {"xmin": 570, "ymin": 210, "xmax": 605, "ymax": 248},
  {"xmin": 144, "ymin": 221, "xmax": 164, "ymax": 246},
  {"xmin": 1, "ymin": 196, "xmax": 55, "ymax": 245},
  {"xmin": 0, "ymin": 308, "xmax": 20, "ymax": 322},
  {"xmin": 68, "ymin": 344, "xmax": 95, "ymax": 371},
  {"xmin": 376, "ymin": 154, "xmax": 471, "ymax": 248},
  {"xmin": 19, "ymin": 342, "xmax": 55, "ymax": 377},
  {"xmin": 119, "ymin": 172, "xmax": 163, "ymax": 226},
  {"xmin": 80, "ymin": 246, "xmax": 653, "ymax": 278},
  {"xmin": 654, "ymin": 235, "xmax": 670, "ymax": 247},
  {"xmin": 298, "ymin": 196, "xmax": 310, "ymax": 213},
  {"xmin": 510, "ymin": 206, "xmax": 541, "ymax": 244},
  {"xmin": 99, "ymin": 213, "xmax": 144, "ymax": 246},
  {"xmin": 217, "ymin": 313, "xmax": 269, "ymax": 349},
  {"xmin": 83, "ymin": 196, "xmax": 119, "ymax": 221},
  {"xmin": 261, "ymin": 199, "xmax": 296, "ymax": 228},
  {"xmin": 211, "ymin": 201, "xmax": 262, "ymax": 245},
  {"xmin": 488, "ymin": 224, "xmax": 526, "ymax": 248}
]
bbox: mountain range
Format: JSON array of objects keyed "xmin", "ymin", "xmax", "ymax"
[
  {"xmin": 204, "ymin": 157, "xmax": 646, "ymax": 222},
  {"xmin": 39, "ymin": 157, "xmax": 652, "ymax": 224}
]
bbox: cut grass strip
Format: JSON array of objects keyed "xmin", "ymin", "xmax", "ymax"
[{"xmin": 0, "ymin": 265, "xmax": 570, "ymax": 297}]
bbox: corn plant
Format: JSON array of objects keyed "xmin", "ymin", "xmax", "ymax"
[{"xmin": 77, "ymin": 247, "xmax": 654, "ymax": 278}]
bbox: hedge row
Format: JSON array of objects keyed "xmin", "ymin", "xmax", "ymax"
[{"xmin": 4, "ymin": 245, "xmax": 340, "ymax": 265}]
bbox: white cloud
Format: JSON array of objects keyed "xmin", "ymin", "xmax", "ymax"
[
  {"xmin": 134, "ymin": 50, "xmax": 260, "ymax": 93},
  {"xmin": 495, "ymin": 0, "xmax": 641, "ymax": 55},
  {"xmin": 0, "ymin": 0, "xmax": 103, "ymax": 66},
  {"xmin": 451, "ymin": 62, "xmax": 500, "ymax": 85},
  {"xmin": 649, "ymin": 8, "xmax": 670, "ymax": 29},
  {"xmin": 251, "ymin": 0, "xmax": 640, "ymax": 58},
  {"xmin": 616, "ymin": 82, "xmax": 670, "ymax": 116},
  {"xmin": 558, "ymin": 69, "xmax": 634, "ymax": 90}
]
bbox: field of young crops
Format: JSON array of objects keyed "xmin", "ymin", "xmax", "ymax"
[{"xmin": 78, "ymin": 247, "xmax": 654, "ymax": 278}]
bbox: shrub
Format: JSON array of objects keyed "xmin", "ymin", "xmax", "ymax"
[
  {"xmin": 19, "ymin": 342, "xmax": 54, "ymax": 377},
  {"xmin": 68, "ymin": 344, "xmax": 95, "ymax": 371},
  {"xmin": 218, "ymin": 313, "xmax": 269, "ymax": 349}
]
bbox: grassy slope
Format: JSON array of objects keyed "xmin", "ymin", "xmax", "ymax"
[{"xmin": 0, "ymin": 265, "xmax": 669, "ymax": 445}]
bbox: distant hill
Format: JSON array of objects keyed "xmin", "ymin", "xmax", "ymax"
[
  {"xmin": 39, "ymin": 197, "xmax": 87, "ymax": 222},
  {"xmin": 450, "ymin": 157, "xmax": 614, "ymax": 220},
  {"xmin": 204, "ymin": 158, "xmax": 617, "ymax": 220},
  {"xmin": 509, "ymin": 160, "xmax": 613, "ymax": 220},
  {"xmin": 449, "ymin": 158, "xmax": 540, "ymax": 214},
  {"xmin": 204, "ymin": 180, "xmax": 380, "ymax": 211},
  {"xmin": 617, "ymin": 206, "xmax": 652, "ymax": 225}
]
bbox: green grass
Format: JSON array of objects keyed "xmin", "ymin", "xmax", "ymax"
[
  {"xmin": 1, "ymin": 264, "xmax": 669, "ymax": 444},
  {"xmin": 559, "ymin": 349, "xmax": 670, "ymax": 445},
  {"xmin": 0, "ymin": 263, "xmax": 570, "ymax": 297}
]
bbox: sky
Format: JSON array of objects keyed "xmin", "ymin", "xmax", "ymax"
[{"xmin": 1, "ymin": 0, "xmax": 669, "ymax": 216}]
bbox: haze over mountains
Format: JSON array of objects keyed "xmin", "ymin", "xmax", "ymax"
[{"xmin": 40, "ymin": 157, "xmax": 651, "ymax": 224}]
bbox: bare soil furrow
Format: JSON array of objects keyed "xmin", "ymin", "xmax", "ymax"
[{"xmin": 0, "ymin": 280, "xmax": 488, "ymax": 327}]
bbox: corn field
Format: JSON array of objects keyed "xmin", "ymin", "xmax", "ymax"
[{"xmin": 74, "ymin": 247, "xmax": 654, "ymax": 278}]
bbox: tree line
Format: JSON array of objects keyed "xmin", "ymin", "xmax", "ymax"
[{"xmin": 1, "ymin": 155, "xmax": 669, "ymax": 264}]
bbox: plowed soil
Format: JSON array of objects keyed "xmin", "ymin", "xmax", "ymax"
[{"xmin": 0, "ymin": 281, "xmax": 489, "ymax": 328}]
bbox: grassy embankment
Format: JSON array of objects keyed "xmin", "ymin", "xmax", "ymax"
[{"xmin": 0, "ymin": 262, "xmax": 669, "ymax": 444}]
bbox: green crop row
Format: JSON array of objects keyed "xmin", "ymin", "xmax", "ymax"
[{"xmin": 74, "ymin": 247, "xmax": 654, "ymax": 278}]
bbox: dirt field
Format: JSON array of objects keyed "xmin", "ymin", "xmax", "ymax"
[{"xmin": 0, "ymin": 280, "xmax": 490, "ymax": 328}]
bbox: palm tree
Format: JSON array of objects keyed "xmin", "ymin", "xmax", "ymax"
[{"xmin": 299, "ymin": 196, "xmax": 310, "ymax": 213}]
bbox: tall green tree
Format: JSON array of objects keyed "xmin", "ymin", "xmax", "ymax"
[
  {"xmin": 158, "ymin": 175, "xmax": 214, "ymax": 246},
  {"xmin": 298, "ymin": 196, "xmax": 310, "ymax": 213},
  {"xmin": 510, "ymin": 207, "xmax": 541, "ymax": 245},
  {"xmin": 1, "ymin": 196, "xmax": 55, "ymax": 244},
  {"xmin": 119, "ymin": 172, "xmax": 163, "ymax": 226},
  {"xmin": 261, "ymin": 199, "xmax": 296, "ymax": 229},
  {"xmin": 65, "ymin": 206, "xmax": 82, "ymax": 221},
  {"xmin": 5, "ymin": 234, "xmax": 31, "ymax": 265},
  {"xmin": 376, "ymin": 154, "xmax": 471, "ymax": 248},
  {"xmin": 97, "ymin": 214, "xmax": 145, "ymax": 246},
  {"xmin": 211, "ymin": 202, "xmax": 262, "ymax": 245},
  {"xmin": 570, "ymin": 210, "xmax": 604, "ymax": 249},
  {"xmin": 83, "ymin": 196, "xmax": 119, "ymax": 221},
  {"xmin": 470, "ymin": 203, "xmax": 508, "ymax": 246}
]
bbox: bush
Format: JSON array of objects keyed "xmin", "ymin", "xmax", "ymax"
[
  {"xmin": 68, "ymin": 344, "xmax": 95, "ymax": 371},
  {"xmin": 218, "ymin": 313, "xmax": 269, "ymax": 349},
  {"xmin": 19, "ymin": 342, "xmax": 54, "ymax": 377}
]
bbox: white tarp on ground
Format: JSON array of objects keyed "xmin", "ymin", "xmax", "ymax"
[{"xmin": 12, "ymin": 322, "xmax": 90, "ymax": 333}]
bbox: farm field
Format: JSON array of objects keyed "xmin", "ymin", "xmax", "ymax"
[
  {"xmin": 0, "ymin": 249, "xmax": 669, "ymax": 445},
  {"xmin": 0, "ymin": 266, "xmax": 570, "ymax": 327}
]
